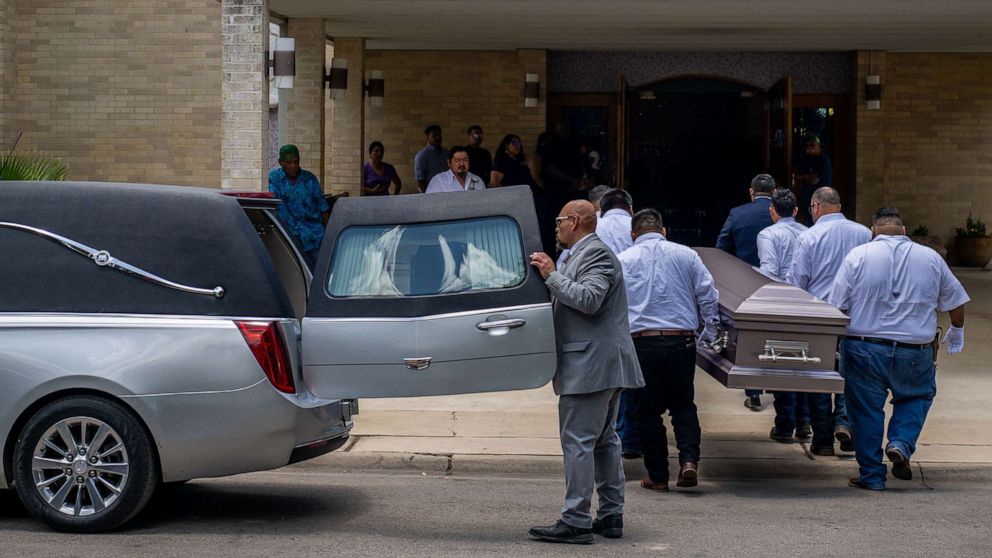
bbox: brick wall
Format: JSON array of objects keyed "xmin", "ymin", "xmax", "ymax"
[
  {"xmin": 0, "ymin": 0, "xmax": 13, "ymax": 147},
  {"xmin": 9, "ymin": 0, "xmax": 222, "ymax": 187},
  {"xmin": 357, "ymin": 49, "xmax": 547, "ymax": 195},
  {"xmin": 855, "ymin": 52, "xmax": 992, "ymax": 248}
]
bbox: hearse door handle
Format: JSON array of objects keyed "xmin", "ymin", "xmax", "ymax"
[{"xmin": 476, "ymin": 318, "xmax": 526, "ymax": 336}]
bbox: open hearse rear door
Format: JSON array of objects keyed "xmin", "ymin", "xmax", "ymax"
[{"xmin": 301, "ymin": 186, "xmax": 557, "ymax": 399}]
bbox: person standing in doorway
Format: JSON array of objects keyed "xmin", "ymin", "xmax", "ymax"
[
  {"xmin": 527, "ymin": 200, "xmax": 644, "ymax": 544},
  {"xmin": 794, "ymin": 135, "xmax": 833, "ymax": 224},
  {"xmin": 414, "ymin": 124, "xmax": 449, "ymax": 192},
  {"xmin": 268, "ymin": 144, "xmax": 329, "ymax": 267}
]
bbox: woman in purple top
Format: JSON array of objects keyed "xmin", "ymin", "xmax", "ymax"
[{"xmin": 363, "ymin": 141, "xmax": 402, "ymax": 196}]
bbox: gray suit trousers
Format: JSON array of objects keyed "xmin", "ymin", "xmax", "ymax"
[{"xmin": 558, "ymin": 388, "xmax": 625, "ymax": 528}]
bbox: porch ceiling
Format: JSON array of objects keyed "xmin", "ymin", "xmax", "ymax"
[{"xmin": 271, "ymin": 0, "xmax": 992, "ymax": 52}]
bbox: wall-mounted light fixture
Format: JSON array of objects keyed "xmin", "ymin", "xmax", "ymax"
[
  {"xmin": 366, "ymin": 70, "xmax": 384, "ymax": 107},
  {"xmin": 865, "ymin": 51, "xmax": 881, "ymax": 110},
  {"xmin": 865, "ymin": 74, "xmax": 881, "ymax": 110},
  {"xmin": 524, "ymin": 73, "xmax": 540, "ymax": 108},
  {"xmin": 324, "ymin": 58, "xmax": 348, "ymax": 101},
  {"xmin": 272, "ymin": 37, "xmax": 295, "ymax": 89}
]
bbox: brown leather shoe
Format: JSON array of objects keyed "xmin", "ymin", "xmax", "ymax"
[
  {"xmin": 676, "ymin": 462, "xmax": 698, "ymax": 487},
  {"xmin": 640, "ymin": 477, "xmax": 669, "ymax": 492}
]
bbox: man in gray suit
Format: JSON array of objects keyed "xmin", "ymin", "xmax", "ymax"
[{"xmin": 528, "ymin": 200, "xmax": 645, "ymax": 544}]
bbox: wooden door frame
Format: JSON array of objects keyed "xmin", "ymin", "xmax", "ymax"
[
  {"xmin": 546, "ymin": 92, "xmax": 619, "ymax": 186},
  {"xmin": 792, "ymin": 93, "xmax": 854, "ymax": 216}
]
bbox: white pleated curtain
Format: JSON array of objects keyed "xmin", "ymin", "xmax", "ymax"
[{"xmin": 328, "ymin": 218, "xmax": 525, "ymax": 297}]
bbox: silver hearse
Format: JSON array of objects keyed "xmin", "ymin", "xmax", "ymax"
[{"xmin": 0, "ymin": 181, "xmax": 557, "ymax": 532}]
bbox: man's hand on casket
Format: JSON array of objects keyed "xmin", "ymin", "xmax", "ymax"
[
  {"xmin": 942, "ymin": 325, "xmax": 965, "ymax": 354},
  {"xmin": 699, "ymin": 325, "xmax": 719, "ymax": 347}
]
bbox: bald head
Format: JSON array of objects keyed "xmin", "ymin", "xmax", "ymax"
[{"xmin": 563, "ymin": 200, "xmax": 597, "ymax": 233}]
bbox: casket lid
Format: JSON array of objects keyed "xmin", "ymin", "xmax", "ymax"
[{"xmin": 693, "ymin": 247, "xmax": 849, "ymax": 327}]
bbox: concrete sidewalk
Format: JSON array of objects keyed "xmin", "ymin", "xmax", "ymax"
[{"xmin": 295, "ymin": 269, "xmax": 992, "ymax": 482}]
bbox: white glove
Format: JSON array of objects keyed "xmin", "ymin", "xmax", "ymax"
[{"xmin": 942, "ymin": 326, "xmax": 965, "ymax": 355}]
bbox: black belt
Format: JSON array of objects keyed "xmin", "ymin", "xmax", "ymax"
[
  {"xmin": 845, "ymin": 336, "xmax": 930, "ymax": 350},
  {"xmin": 632, "ymin": 329, "xmax": 695, "ymax": 338}
]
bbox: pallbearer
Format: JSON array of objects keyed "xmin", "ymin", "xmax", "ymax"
[{"xmin": 829, "ymin": 208, "xmax": 968, "ymax": 490}]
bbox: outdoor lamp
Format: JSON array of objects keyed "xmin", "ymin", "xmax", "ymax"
[
  {"xmin": 865, "ymin": 74, "xmax": 881, "ymax": 110},
  {"xmin": 366, "ymin": 70, "xmax": 384, "ymax": 107},
  {"xmin": 325, "ymin": 58, "xmax": 348, "ymax": 101},
  {"xmin": 272, "ymin": 37, "xmax": 295, "ymax": 89},
  {"xmin": 524, "ymin": 73, "xmax": 540, "ymax": 108}
]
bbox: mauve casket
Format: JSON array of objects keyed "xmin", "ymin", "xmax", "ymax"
[{"xmin": 693, "ymin": 248, "xmax": 848, "ymax": 394}]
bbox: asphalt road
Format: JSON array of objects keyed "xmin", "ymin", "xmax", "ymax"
[{"xmin": 2, "ymin": 469, "xmax": 990, "ymax": 557}]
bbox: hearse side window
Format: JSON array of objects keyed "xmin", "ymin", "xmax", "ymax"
[{"xmin": 327, "ymin": 217, "xmax": 526, "ymax": 298}]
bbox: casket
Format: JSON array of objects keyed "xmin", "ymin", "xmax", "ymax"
[{"xmin": 693, "ymin": 248, "xmax": 848, "ymax": 393}]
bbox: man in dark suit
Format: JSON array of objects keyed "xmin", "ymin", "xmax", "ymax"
[
  {"xmin": 716, "ymin": 173, "xmax": 775, "ymax": 410},
  {"xmin": 528, "ymin": 200, "xmax": 645, "ymax": 544}
]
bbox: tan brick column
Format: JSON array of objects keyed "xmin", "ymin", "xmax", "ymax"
[
  {"xmin": 221, "ymin": 0, "xmax": 269, "ymax": 190},
  {"xmin": 286, "ymin": 18, "xmax": 326, "ymax": 187},
  {"xmin": 0, "ymin": 0, "xmax": 14, "ymax": 146},
  {"xmin": 328, "ymin": 37, "xmax": 366, "ymax": 197},
  {"xmin": 854, "ymin": 50, "xmax": 888, "ymax": 224}
]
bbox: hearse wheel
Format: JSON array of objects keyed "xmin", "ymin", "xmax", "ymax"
[{"xmin": 13, "ymin": 396, "xmax": 158, "ymax": 532}]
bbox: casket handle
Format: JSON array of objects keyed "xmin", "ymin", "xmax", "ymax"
[{"xmin": 759, "ymin": 340, "xmax": 822, "ymax": 364}]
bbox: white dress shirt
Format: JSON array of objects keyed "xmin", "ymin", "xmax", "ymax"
[
  {"xmin": 595, "ymin": 209, "xmax": 633, "ymax": 255},
  {"xmin": 828, "ymin": 235, "xmax": 970, "ymax": 344},
  {"xmin": 786, "ymin": 212, "xmax": 871, "ymax": 300},
  {"xmin": 757, "ymin": 217, "xmax": 808, "ymax": 280},
  {"xmin": 617, "ymin": 232, "xmax": 720, "ymax": 333},
  {"xmin": 425, "ymin": 170, "xmax": 485, "ymax": 193}
]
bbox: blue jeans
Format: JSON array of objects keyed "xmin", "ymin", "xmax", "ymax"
[
  {"xmin": 615, "ymin": 390, "xmax": 641, "ymax": 454},
  {"xmin": 842, "ymin": 339, "xmax": 936, "ymax": 490},
  {"xmin": 772, "ymin": 391, "xmax": 810, "ymax": 435}
]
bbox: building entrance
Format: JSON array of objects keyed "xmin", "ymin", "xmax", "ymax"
[{"xmin": 624, "ymin": 77, "xmax": 769, "ymax": 247}]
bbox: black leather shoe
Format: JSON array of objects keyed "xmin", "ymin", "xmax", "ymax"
[
  {"xmin": 811, "ymin": 445, "xmax": 835, "ymax": 456},
  {"xmin": 622, "ymin": 451, "xmax": 643, "ymax": 460},
  {"xmin": 886, "ymin": 446, "xmax": 913, "ymax": 480},
  {"xmin": 592, "ymin": 513, "xmax": 623, "ymax": 539},
  {"xmin": 529, "ymin": 520, "xmax": 594, "ymax": 544},
  {"xmin": 796, "ymin": 423, "xmax": 813, "ymax": 441}
]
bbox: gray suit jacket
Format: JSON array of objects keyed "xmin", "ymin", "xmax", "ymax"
[{"xmin": 545, "ymin": 234, "xmax": 645, "ymax": 396}]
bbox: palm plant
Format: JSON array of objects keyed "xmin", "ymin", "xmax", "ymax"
[{"xmin": 0, "ymin": 134, "xmax": 69, "ymax": 181}]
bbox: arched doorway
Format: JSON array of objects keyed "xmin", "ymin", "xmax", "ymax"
[{"xmin": 624, "ymin": 76, "xmax": 769, "ymax": 247}]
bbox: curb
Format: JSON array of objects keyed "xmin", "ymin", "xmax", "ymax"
[{"xmin": 287, "ymin": 450, "xmax": 992, "ymax": 483}]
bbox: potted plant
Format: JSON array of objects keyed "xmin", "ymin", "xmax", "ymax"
[
  {"xmin": 0, "ymin": 133, "xmax": 69, "ymax": 181},
  {"xmin": 954, "ymin": 214, "xmax": 992, "ymax": 267}
]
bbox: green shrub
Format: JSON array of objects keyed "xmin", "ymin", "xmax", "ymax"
[{"xmin": 956, "ymin": 214, "xmax": 991, "ymax": 238}]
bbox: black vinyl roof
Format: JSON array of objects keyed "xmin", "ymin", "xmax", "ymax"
[{"xmin": 0, "ymin": 181, "xmax": 294, "ymax": 317}]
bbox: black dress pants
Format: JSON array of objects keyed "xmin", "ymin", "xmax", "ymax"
[{"xmin": 631, "ymin": 335, "xmax": 701, "ymax": 482}]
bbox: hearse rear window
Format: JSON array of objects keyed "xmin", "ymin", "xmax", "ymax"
[{"xmin": 327, "ymin": 217, "xmax": 526, "ymax": 298}]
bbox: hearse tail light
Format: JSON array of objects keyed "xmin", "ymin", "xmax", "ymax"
[{"xmin": 236, "ymin": 321, "xmax": 295, "ymax": 394}]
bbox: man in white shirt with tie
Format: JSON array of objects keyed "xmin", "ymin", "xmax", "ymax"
[
  {"xmin": 618, "ymin": 208, "xmax": 720, "ymax": 491},
  {"xmin": 829, "ymin": 207, "xmax": 968, "ymax": 490},
  {"xmin": 786, "ymin": 186, "xmax": 871, "ymax": 456}
]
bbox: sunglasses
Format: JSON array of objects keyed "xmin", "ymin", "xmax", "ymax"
[{"xmin": 510, "ymin": 139, "xmax": 522, "ymax": 146}]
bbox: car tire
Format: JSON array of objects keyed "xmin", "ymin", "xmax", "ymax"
[{"xmin": 13, "ymin": 395, "xmax": 158, "ymax": 533}]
